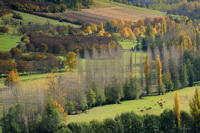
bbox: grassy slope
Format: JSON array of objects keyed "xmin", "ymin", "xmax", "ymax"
[
  {"xmin": 92, "ymin": 0, "xmax": 165, "ymax": 15},
  {"xmin": 0, "ymin": 34, "xmax": 21, "ymax": 51},
  {"xmin": 119, "ymin": 40, "xmax": 136, "ymax": 49},
  {"xmin": 67, "ymin": 86, "xmax": 197, "ymax": 124},
  {"xmin": 0, "ymin": 11, "xmax": 80, "ymax": 51},
  {"xmin": 2, "ymin": 11, "xmax": 80, "ymax": 27}
]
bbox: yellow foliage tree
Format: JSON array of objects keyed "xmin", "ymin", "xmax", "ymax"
[
  {"xmin": 4, "ymin": 70, "xmax": 20, "ymax": 87},
  {"xmin": 129, "ymin": 32, "xmax": 136, "ymax": 40},
  {"xmin": 91, "ymin": 24, "xmax": 97, "ymax": 33},
  {"xmin": 187, "ymin": 35, "xmax": 192, "ymax": 50},
  {"xmin": 193, "ymin": 29, "xmax": 197, "ymax": 54},
  {"xmin": 100, "ymin": 23, "xmax": 105, "ymax": 32},
  {"xmin": 139, "ymin": 26, "xmax": 146, "ymax": 33},
  {"xmin": 46, "ymin": 73, "xmax": 66, "ymax": 105},
  {"xmin": 133, "ymin": 28, "xmax": 140, "ymax": 37},
  {"xmin": 97, "ymin": 30, "xmax": 104, "ymax": 37},
  {"xmin": 156, "ymin": 55, "xmax": 163, "ymax": 95},
  {"xmin": 65, "ymin": 52, "xmax": 77, "ymax": 71},
  {"xmin": 110, "ymin": 19, "xmax": 117, "ymax": 28},
  {"xmin": 85, "ymin": 26, "xmax": 92, "ymax": 35},
  {"xmin": 144, "ymin": 54, "xmax": 150, "ymax": 95},
  {"xmin": 121, "ymin": 28, "xmax": 129, "ymax": 38},
  {"xmin": 173, "ymin": 92, "xmax": 181, "ymax": 127},
  {"xmin": 118, "ymin": 20, "xmax": 125, "ymax": 30}
]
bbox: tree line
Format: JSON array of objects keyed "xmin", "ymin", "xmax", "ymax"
[{"xmin": 3, "ymin": 88, "xmax": 200, "ymax": 133}]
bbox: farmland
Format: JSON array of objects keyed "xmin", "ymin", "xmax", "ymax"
[
  {"xmin": 45, "ymin": 6, "xmax": 164, "ymax": 24},
  {"xmin": 67, "ymin": 86, "xmax": 197, "ymax": 124}
]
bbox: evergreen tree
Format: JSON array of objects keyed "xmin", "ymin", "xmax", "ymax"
[
  {"xmin": 173, "ymin": 73, "xmax": 181, "ymax": 90},
  {"xmin": 173, "ymin": 92, "xmax": 181, "ymax": 127},
  {"xmin": 186, "ymin": 59, "xmax": 195, "ymax": 86},
  {"xmin": 144, "ymin": 54, "xmax": 150, "ymax": 95},
  {"xmin": 180, "ymin": 64, "xmax": 189, "ymax": 87}
]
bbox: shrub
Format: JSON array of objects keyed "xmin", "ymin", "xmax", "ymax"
[
  {"xmin": 0, "ymin": 26, "xmax": 9, "ymax": 33},
  {"xmin": 12, "ymin": 12, "xmax": 23, "ymax": 20},
  {"xmin": 143, "ymin": 114, "xmax": 160, "ymax": 133},
  {"xmin": 160, "ymin": 109, "xmax": 176, "ymax": 133},
  {"xmin": 65, "ymin": 100, "xmax": 75, "ymax": 115}
]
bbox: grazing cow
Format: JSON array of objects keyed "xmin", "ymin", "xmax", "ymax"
[
  {"xmin": 146, "ymin": 108, "xmax": 149, "ymax": 111},
  {"xmin": 148, "ymin": 107, "xmax": 152, "ymax": 110},
  {"xmin": 140, "ymin": 110, "xmax": 143, "ymax": 112}
]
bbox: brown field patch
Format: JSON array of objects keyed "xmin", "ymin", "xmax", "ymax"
[{"xmin": 45, "ymin": 7, "xmax": 164, "ymax": 24}]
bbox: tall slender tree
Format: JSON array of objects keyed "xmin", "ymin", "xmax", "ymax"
[
  {"xmin": 173, "ymin": 92, "xmax": 181, "ymax": 127},
  {"xmin": 144, "ymin": 54, "xmax": 150, "ymax": 95},
  {"xmin": 156, "ymin": 55, "xmax": 164, "ymax": 95},
  {"xmin": 189, "ymin": 88, "xmax": 200, "ymax": 131},
  {"xmin": 130, "ymin": 53, "xmax": 133, "ymax": 76}
]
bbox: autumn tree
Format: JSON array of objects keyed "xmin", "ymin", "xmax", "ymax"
[
  {"xmin": 65, "ymin": 52, "xmax": 77, "ymax": 71},
  {"xmin": 129, "ymin": 32, "xmax": 136, "ymax": 40},
  {"xmin": 156, "ymin": 55, "xmax": 164, "ymax": 95},
  {"xmin": 41, "ymin": 96, "xmax": 63, "ymax": 133},
  {"xmin": 121, "ymin": 28, "xmax": 129, "ymax": 38},
  {"xmin": 91, "ymin": 24, "xmax": 97, "ymax": 33},
  {"xmin": 173, "ymin": 92, "xmax": 181, "ymax": 127},
  {"xmin": 4, "ymin": 70, "xmax": 20, "ymax": 87},
  {"xmin": 187, "ymin": 36, "xmax": 192, "ymax": 50},
  {"xmin": 189, "ymin": 88, "xmax": 200, "ymax": 131},
  {"xmin": 144, "ymin": 54, "xmax": 150, "ymax": 95},
  {"xmin": 85, "ymin": 26, "xmax": 92, "ymax": 35},
  {"xmin": 133, "ymin": 28, "xmax": 140, "ymax": 37}
]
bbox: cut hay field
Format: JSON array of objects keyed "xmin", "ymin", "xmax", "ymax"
[
  {"xmin": 67, "ymin": 86, "xmax": 197, "ymax": 124},
  {"xmin": 46, "ymin": 6, "xmax": 164, "ymax": 24}
]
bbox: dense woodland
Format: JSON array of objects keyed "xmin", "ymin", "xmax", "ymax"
[{"xmin": 0, "ymin": 0, "xmax": 94, "ymax": 14}]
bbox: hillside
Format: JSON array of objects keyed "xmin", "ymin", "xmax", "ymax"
[
  {"xmin": 67, "ymin": 86, "xmax": 197, "ymax": 124},
  {"xmin": 44, "ymin": 0, "xmax": 165, "ymax": 24}
]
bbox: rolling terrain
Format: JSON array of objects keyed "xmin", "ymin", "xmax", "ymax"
[
  {"xmin": 67, "ymin": 86, "xmax": 197, "ymax": 124},
  {"xmin": 45, "ymin": 6, "xmax": 164, "ymax": 24}
]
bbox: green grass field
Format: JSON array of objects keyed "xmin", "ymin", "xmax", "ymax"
[
  {"xmin": 0, "ymin": 34, "xmax": 21, "ymax": 51},
  {"xmin": 92, "ymin": 0, "xmax": 165, "ymax": 15},
  {"xmin": 119, "ymin": 40, "xmax": 136, "ymax": 49},
  {"xmin": 2, "ymin": 11, "xmax": 80, "ymax": 27},
  {"xmin": 67, "ymin": 86, "xmax": 197, "ymax": 124}
]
